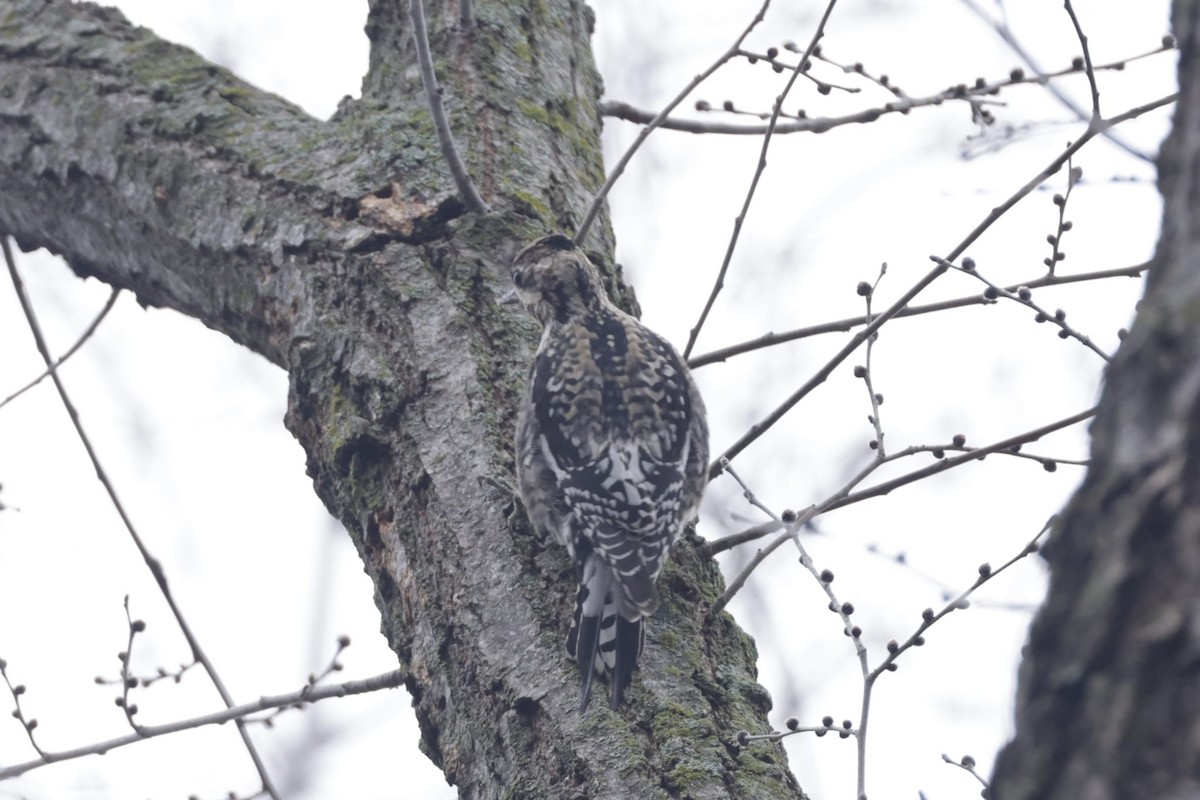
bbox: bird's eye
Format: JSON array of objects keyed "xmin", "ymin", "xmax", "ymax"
[{"xmin": 512, "ymin": 269, "xmax": 523, "ymax": 288}]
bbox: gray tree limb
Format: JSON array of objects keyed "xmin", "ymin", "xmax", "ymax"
[
  {"xmin": 991, "ymin": 2, "xmax": 1200, "ymax": 797},
  {"xmin": 0, "ymin": 1, "xmax": 798, "ymax": 797}
]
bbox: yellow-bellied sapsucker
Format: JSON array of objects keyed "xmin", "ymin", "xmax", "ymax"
[{"xmin": 503, "ymin": 234, "xmax": 709, "ymax": 710}]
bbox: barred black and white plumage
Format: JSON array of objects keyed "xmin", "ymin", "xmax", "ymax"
[{"xmin": 503, "ymin": 233, "xmax": 708, "ymax": 710}]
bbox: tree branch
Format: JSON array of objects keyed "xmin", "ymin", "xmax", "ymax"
[
  {"xmin": 683, "ymin": 0, "xmax": 842, "ymax": 360},
  {"xmin": 688, "ymin": 262, "xmax": 1148, "ymax": 368},
  {"xmin": 0, "ymin": 670, "xmax": 406, "ymax": 780},
  {"xmin": 599, "ymin": 40, "xmax": 1173, "ymax": 142},
  {"xmin": 4, "ymin": 239, "xmax": 281, "ymax": 800},
  {"xmin": 574, "ymin": 0, "xmax": 773, "ymax": 244}
]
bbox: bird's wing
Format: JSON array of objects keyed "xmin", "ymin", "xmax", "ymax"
[{"xmin": 529, "ymin": 312, "xmax": 700, "ymax": 613}]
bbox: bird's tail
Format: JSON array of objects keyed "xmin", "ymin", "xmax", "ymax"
[{"xmin": 565, "ymin": 558, "xmax": 645, "ymax": 711}]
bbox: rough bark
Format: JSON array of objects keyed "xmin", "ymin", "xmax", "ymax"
[
  {"xmin": 991, "ymin": 3, "xmax": 1199, "ymax": 798},
  {"xmin": 0, "ymin": 1, "xmax": 800, "ymax": 798}
]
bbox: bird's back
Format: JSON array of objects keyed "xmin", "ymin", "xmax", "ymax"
[{"xmin": 508, "ymin": 234, "xmax": 708, "ymax": 708}]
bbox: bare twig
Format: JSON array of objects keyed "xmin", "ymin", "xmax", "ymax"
[
  {"xmin": 858, "ymin": 267, "xmax": 888, "ymax": 457},
  {"xmin": 737, "ymin": 45, "xmax": 861, "ymax": 96},
  {"xmin": 705, "ymin": 416, "xmax": 1088, "ymax": 561},
  {"xmin": 942, "ymin": 753, "xmax": 991, "ymax": 790},
  {"xmin": 721, "ymin": 459, "xmax": 782, "ymax": 522},
  {"xmin": 688, "ymin": 262, "xmax": 1148, "ymax": 368},
  {"xmin": 601, "ymin": 97, "xmax": 895, "ymax": 135},
  {"xmin": 117, "ymin": 596, "xmax": 147, "ymax": 731},
  {"xmin": 865, "ymin": 520, "xmax": 1052, "ymax": 685},
  {"xmin": 707, "ymin": 261, "xmax": 948, "ymax": 480},
  {"xmin": 1062, "ymin": 0, "xmax": 1101, "ymax": 119},
  {"xmin": 849, "ymin": 520, "xmax": 1052, "ymax": 798},
  {"xmin": 711, "ymin": 505, "xmax": 817, "ymax": 614},
  {"xmin": 733, "ymin": 518, "xmax": 1051, "ymax": 800},
  {"xmin": 853, "ymin": 539, "xmax": 1042, "ymax": 610},
  {"xmin": 1, "ymin": 658, "xmax": 47, "ymax": 758},
  {"xmin": 703, "ymin": 91, "xmax": 1172, "ymax": 474},
  {"xmin": 698, "ymin": 459, "xmax": 787, "ymax": 558},
  {"xmin": 934, "ymin": 254, "xmax": 1111, "ymax": 361},
  {"xmin": 739, "ymin": 717, "xmax": 855, "ymax": 744},
  {"xmin": 929, "ymin": 93, "xmax": 1174, "ymax": 288},
  {"xmin": 2, "ymin": 239, "xmax": 281, "ymax": 800},
  {"xmin": 748, "ymin": 505, "xmax": 871, "ymax": 796},
  {"xmin": 825, "ymin": 406, "xmax": 1095, "ymax": 513},
  {"xmin": 1043, "ymin": 157, "xmax": 1082, "ymax": 277},
  {"xmin": 253, "ymin": 635, "xmax": 354, "ymax": 727},
  {"xmin": 409, "ymin": 0, "xmax": 487, "ymax": 213},
  {"xmin": 0, "ymin": 670, "xmax": 406, "ymax": 780},
  {"xmin": 959, "ymin": 0, "xmax": 1152, "ymax": 162},
  {"xmin": 573, "ymin": 0, "xmax": 773, "ymax": 245},
  {"xmin": 711, "ymin": 407, "xmax": 1090, "ymax": 611},
  {"xmin": 0, "ymin": 287, "xmax": 120, "ymax": 410},
  {"xmin": 96, "ymin": 660, "xmax": 198, "ymax": 689},
  {"xmin": 599, "ymin": 41, "xmax": 1172, "ymax": 140},
  {"xmin": 683, "ymin": 0, "xmax": 841, "ymax": 360},
  {"xmin": 699, "ymin": 518, "xmax": 785, "ymax": 558}
]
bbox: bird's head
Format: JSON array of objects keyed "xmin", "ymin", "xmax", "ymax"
[{"xmin": 501, "ymin": 234, "xmax": 609, "ymax": 324}]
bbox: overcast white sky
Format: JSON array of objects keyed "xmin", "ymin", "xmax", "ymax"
[{"xmin": 0, "ymin": 1, "xmax": 1175, "ymax": 798}]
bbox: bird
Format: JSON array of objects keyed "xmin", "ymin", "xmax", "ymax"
[{"xmin": 502, "ymin": 233, "xmax": 709, "ymax": 710}]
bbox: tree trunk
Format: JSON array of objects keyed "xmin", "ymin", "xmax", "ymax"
[
  {"xmin": 991, "ymin": 3, "xmax": 1200, "ymax": 798},
  {"xmin": 0, "ymin": 1, "xmax": 799, "ymax": 797}
]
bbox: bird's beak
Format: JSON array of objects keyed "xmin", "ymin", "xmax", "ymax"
[{"xmin": 498, "ymin": 288, "xmax": 519, "ymax": 306}]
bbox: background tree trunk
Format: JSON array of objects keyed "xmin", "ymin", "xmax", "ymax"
[
  {"xmin": 991, "ymin": 2, "xmax": 1199, "ymax": 797},
  {"xmin": 0, "ymin": 1, "xmax": 799, "ymax": 797}
]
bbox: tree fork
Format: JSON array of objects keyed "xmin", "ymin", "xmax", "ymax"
[{"xmin": 0, "ymin": 1, "xmax": 797, "ymax": 797}]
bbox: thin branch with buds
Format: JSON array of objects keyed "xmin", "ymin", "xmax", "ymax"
[
  {"xmin": 573, "ymin": 0, "xmax": 773, "ymax": 244},
  {"xmin": 825, "ymin": 406, "xmax": 1095, "ymax": 512},
  {"xmin": 253, "ymin": 635, "xmax": 354, "ymax": 727},
  {"xmin": 729, "ymin": 499, "xmax": 1051, "ymax": 800},
  {"xmin": 707, "ymin": 260, "xmax": 948, "ymax": 480},
  {"xmin": 599, "ymin": 39, "xmax": 1173, "ymax": 139},
  {"xmin": 688, "ymin": 261, "xmax": 1147, "ymax": 369},
  {"xmin": 737, "ymin": 43, "xmax": 866, "ymax": 97},
  {"xmin": 96, "ymin": 660, "xmax": 198, "ymax": 690},
  {"xmin": 707, "ymin": 405, "xmax": 1090, "ymax": 582},
  {"xmin": 850, "ymin": 520, "xmax": 1052, "ymax": 798},
  {"xmin": 959, "ymin": 0, "xmax": 1157, "ymax": 162},
  {"xmin": 864, "ymin": 520, "xmax": 1052, "ymax": 682},
  {"xmin": 116, "ymin": 597, "xmax": 148, "ymax": 731},
  {"xmin": 1, "ymin": 658, "xmax": 47, "ymax": 759},
  {"xmin": 935, "ymin": 255, "xmax": 1111, "ymax": 362},
  {"xmin": 942, "ymin": 752, "xmax": 991, "ymax": 791},
  {"xmin": 857, "ymin": 267, "xmax": 888, "ymax": 457},
  {"xmin": 702, "ymin": 89, "xmax": 1171, "ymax": 475},
  {"xmin": 0, "ymin": 669, "xmax": 406, "ymax": 780},
  {"xmin": 1044, "ymin": 158, "xmax": 1082, "ymax": 276},
  {"xmin": 2, "ymin": 238, "xmax": 282, "ymax": 800},
  {"xmin": 682, "ymin": 0, "xmax": 841, "ymax": 360},
  {"xmin": 739, "ymin": 716, "xmax": 857, "ymax": 745}
]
